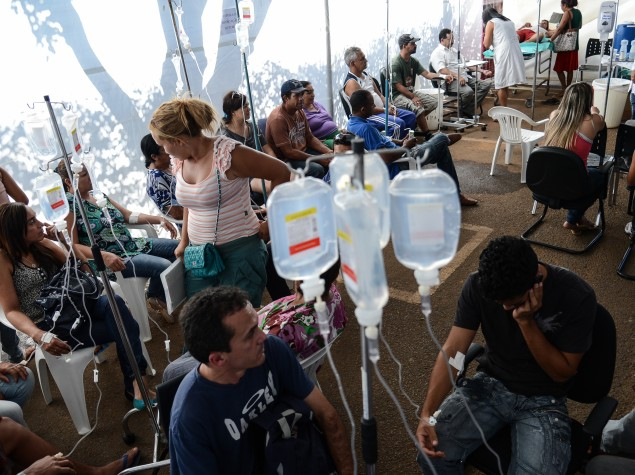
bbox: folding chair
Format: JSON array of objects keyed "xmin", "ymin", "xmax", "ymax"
[
  {"xmin": 466, "ymin": 303, "xmax": 618, "ymax": 475},
  {"xmin": 578, "ymin": 38, "xmax": 613, "ymax": 82}
]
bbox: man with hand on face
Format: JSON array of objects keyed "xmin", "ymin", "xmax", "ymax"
[
  {"xmin": 416, "ymin": 236, "xmax": 596, "ymax": 474},
  {"xmin": 266, "ymin": 79, "xmax": 332, "ymax": 179},
  {"xmin": 429, "ymin": 28, "xmax": 493, "ymax": 119},
  {"xmin": 169, "ymin": 286, "xmax": 354, "ymax": 475}
]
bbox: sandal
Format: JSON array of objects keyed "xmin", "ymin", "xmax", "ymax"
[
  {"xmin": 543, "ymin": 98, "xmax": 560, "ymax": 106},
  {"xmin": 120, "ymin": 447, "xmax": 141, "ymax": 470},
  {"xmin": 147, "ymin": 297, "xmax": 175, "ymax": 324}
]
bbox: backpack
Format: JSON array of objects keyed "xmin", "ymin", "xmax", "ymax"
[{"xmin": 250, "ymin": 395, "xmax": 337, "ymax": 475}]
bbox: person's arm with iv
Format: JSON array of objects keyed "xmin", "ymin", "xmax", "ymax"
[
  {"xmin": 107, "ymin": 196, "xmax": 177, "ymax": 239},
  {"xmin": 0, "ymin": 240, "xmax": 71, "ymax": 356},
  {"xmin": 0, "ymin": 167, "xmax": 28, "ymax": 205},
  {"xmin": 511, "ymin": 280, "xmax": 585, "ymax": 382},
  {"xmin": 416, "ymin": 326, "xmax": 476, "ymax": 457}
]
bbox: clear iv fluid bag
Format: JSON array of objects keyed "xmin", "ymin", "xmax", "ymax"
[
  {"xmin": 329, "ymin": 152, "xmax": 390, "ymax": 248},
  {"xmin": 267, "ymin": 177, "xmax": 338, "ymax": 281},
  {"xmin": 238, "ymin": 0, "xmax": 255, "ymax": 24},
  {"xmin": 334, "ymin": 189, "xmax": 388, "ymax": 312},
  {"xmin": 23, "ymin": 110, "xmax": 58, "ymax": 160},
  {"xmin": 61, "ymin": 110, "xmax": 85, "ymax": 158},
  {"xmin": 35, "ymin": 173, "xmax": 70, "ymax": 223},
  {"xmin": 390, "ymin": 169, "xmax": 461, "ymax": 271}
]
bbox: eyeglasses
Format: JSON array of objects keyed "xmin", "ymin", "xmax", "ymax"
[
  {"xmin": 305, "ymin": 89, "xmax": 315, "ymax": 94},
  {"xmin": 356, "ymin": 57, "xmax": 367, "ymax": 62}
]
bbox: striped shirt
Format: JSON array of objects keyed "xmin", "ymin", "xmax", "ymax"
[{"xmin": 175, "ymin": 136, "xmax": 260, "ymax": 245}]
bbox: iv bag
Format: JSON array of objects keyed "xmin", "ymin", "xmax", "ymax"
[
  {"xmin": 23, "ymin": 110, "xmax": 58, "ymax": 160},
  {"xmin": 61, "ymin": 110, "xmax": 85, "ymax": 158},
  {"xmin": 329, "ymin": 152, "xmax": 391, "ymax": 248},
  {"xmin": 34, "ymin": 173, "xmax": 70, "ymax": 223},
  {"xmin": 389, "ymin": 169, "xmax": 460, "ymax": 281},
  {"xmin": 334, "ymin": 189, "xmax": 388, "ymax": 319},
  {"xmin": 267, "ymin": 177, "xmax": 338, "ymax": 282},
  {"xmin": 238, "ymin": 0, "xmax": 255, "ymax": 25}
]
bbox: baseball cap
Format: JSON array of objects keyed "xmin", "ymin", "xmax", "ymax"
[
  {"xmin": 280, "ymin": 79, "xmax": 307, "ymax": 96},
  {"xmin": 398, "ymin": 34, "xmax": 421, "ymax": 48}
]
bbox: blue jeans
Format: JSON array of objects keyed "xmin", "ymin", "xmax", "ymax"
[
  {"xmin": 630, "ymin": 91, "xmax": 635, "ymax": 120},
  {"xmin": 412, "ymin": 134, "xmax": 462, "ymax": 194},
  {"xmin": 566, "ymin": 167, "xmax": 605, "ymax": 224},
  {"xmin": 0, "ymin": 324, "xmax": 23, "ymax": 364},
  {"xmin": 0, "ymin": 367, "xmax": 34, "ymax": 407},
  {"xmin": 368, "ymin": 108, "xmax": 418, "ymax": 139},
  {"xmin": 121, "ymin": 238, "xmax": 178, "ymax": 301},
  {"xmin": 417, "ymin": 372, "xmax": 570, "ymax": 475}
]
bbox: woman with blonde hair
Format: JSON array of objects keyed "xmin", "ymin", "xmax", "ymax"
[
  {"xmin": 544, "ymin": 81, "xmax": 606, "ymax": 234},
  {"xmin": 149, "ymin": 98, "xmax": 289, "ymax": 304}
]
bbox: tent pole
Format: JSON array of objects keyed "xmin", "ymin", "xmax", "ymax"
[
  {"xmin": 603, "ymin": 0, "xmax": 621, "ymax": 118},
  {"xmin": 167, "ymin": 0, "xmax": 192, "ymax": 95},
  {"xmin": 324, "ymin": 0, "xmax": 334, "ymax": 117},
  {"xmin": 530, "ymin": 0, "xmax": 541, "ymax": 120}
]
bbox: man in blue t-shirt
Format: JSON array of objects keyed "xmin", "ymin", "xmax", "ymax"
[
  {"xmin": 347, "ymin": 89, "xmax": 478, "ymax": 206},
  {"xmin": 169, "ymin": 286, "xmax": 353, "ymax": 475}
]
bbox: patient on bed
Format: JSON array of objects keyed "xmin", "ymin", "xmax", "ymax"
[{"xmin": 516, "ymin": 20, "xmax": 552, "ymax": 43}]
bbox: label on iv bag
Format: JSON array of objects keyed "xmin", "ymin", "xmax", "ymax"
[
  {"xmin": 337, "ymin": 228, "xmax": 359, "ymax": 293},
  {"xmin": 407, "ymin": 202, "xmax": 444, "ymax": 246},
  {"xmin": 285, "ymin": 207, "xmax": 321, "ymax": 256},
  {"xmin": 69, "ymin": 127, "xmax": 82, "ymax": 153},
  {"xmin": 46, "ymin": 186, "xmax": 66, "ymax": 210}
]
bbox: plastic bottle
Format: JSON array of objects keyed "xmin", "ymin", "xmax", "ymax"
[
  {"xmin": 630, "ymin": 40, "xmax": 635, "ymax": 61},
  {"xmin": 329, "ymin": 152, "xmax": 390, "ymax": 248},
  {"xmin": 267, "ymin": 177, "xmax": 338, "ymax": 283},
  {"xmin": 389, "ymin": 168, "xmax": 461, "ymax": 286},
  {"xmin": 34, "ymin": 173, "xmax": 69, "ymax": 223},
  {"xmin": 334, "ymin": 188, "xmax": 388, "ymax": 316},
  {"xmin": 238, "ymin": 0, "xmax": 255, "ymax": 25},
  {"xmin": 620, "ymin": 40, "xmax": 628, "ymax": 61},
  {"xmin": 22, "ymin": 110, "xmax": 58, "ymax": 160},
  {"xmin": 61, "ymin": 110, "xmax": 85, "ymax": 159}
]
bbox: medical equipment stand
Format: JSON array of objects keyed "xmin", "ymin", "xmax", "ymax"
[
  {"xmin": 352, "ymin": 140, "xmax": 377, "ymax": 475},
  {"xmin": 167, "ymin": 0, "xmax": 192, "ymax": 95},
  {"xmin": 41, "ymin": 96, "xmax": 161, "ymax": 447}
]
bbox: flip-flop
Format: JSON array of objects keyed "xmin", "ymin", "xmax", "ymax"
[
  {"xmin": 121, "ymin": 448, "xmax": 141, "ymax": 470},
  {"xmin": 543, "ymin": 98, "xmax": 560, "ymax": 105}
]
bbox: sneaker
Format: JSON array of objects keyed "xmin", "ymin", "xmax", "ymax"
[{"xmin": 626, "ymin": 221, "xmax": 633, "ymax": 235}]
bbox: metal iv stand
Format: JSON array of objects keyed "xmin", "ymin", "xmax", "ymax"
[{"xmin": 41, "ymin": 95, "xmax": 161, "ymax": 447}]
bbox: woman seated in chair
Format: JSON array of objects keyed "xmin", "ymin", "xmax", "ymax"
[
  {"xmin": 544, "ymin": 82, "xmax": 606, "ymax": 235},
  {"xmin": 301, "ymin": 81, "xmax": 343, "ymax": 150},
  {"xmin": 258, "ymin": 260, "xmax": 347, "ymax": 360},
  {"xmin": 0, "ymin": 203, "xmax": 154, "ymax": 409},
  {"xmin": 56, "ymin": 162, "xmax": 179, "ymax": 323},
  {"xmin": 140, "ymin": 133, "xmax": 184, "ymax": 223}
]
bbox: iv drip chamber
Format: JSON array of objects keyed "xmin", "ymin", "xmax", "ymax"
[
  {"xmin": 389, "ymin": 169, "xmax": 461, "ymax": 280},
  {"xmin": 267, "ymin": 177, "xmax": 338, "ymax": 282},
  {"xmin": 333, "ymin": 189, "xmax": 388, "ymax": 318},
  {"xmin": 34, "ymin": 173, "xmax": 70, "ymax": 223},
  {"xmin": 23, "ymin": 110, "xmax": 58, "ymax": 160},
  {"xmin": 330, "ymin": 152, "xmax": 391, "ymax": 248}
]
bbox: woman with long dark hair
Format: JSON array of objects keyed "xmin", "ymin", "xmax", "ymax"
[{"xmin": 0, "ymin": 202, "xmax": 154, "ymax": 409}]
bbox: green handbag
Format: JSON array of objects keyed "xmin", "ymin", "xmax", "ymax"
[{"xmin": 183, "ymin": 168, "xmax": 224, "ymax": 279}]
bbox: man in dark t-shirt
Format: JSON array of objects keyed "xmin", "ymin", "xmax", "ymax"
[{"xmin": 415, "ymin": 236, "xmax": 596, "ymax": 475}]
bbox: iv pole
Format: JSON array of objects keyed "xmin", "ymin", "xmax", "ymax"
[
  {"xmin": 601, "ymin": 0, "xmax": 620, "ymax": 119},
  {"xmin": 42, "ymin": 96, "xmax": 160, "ymax": 439},
  {"xmin": 167, "ymin": 0, "xmax": 192, "ymax": 95},
  {"xmin": 529, "ymin": 0, "xmax": 542, "ymax": 120}
]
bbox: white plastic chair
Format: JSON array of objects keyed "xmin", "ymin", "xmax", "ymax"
[
  {"xmin": 299, "ymin": 332, "xmax": 341, "ymax": 387},
  {"xmin": 488, "ymin": 106, "xmax": 549, "ymax": 183}
]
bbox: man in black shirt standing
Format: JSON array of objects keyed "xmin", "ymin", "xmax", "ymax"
[{"xmin": 416, "ymin": 236, "xmax": 596, "ymax": 474}]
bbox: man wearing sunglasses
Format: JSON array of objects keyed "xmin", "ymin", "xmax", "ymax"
[{"xmin": 416, "ymin": 236, "xmax": 596, "ymax": 475}]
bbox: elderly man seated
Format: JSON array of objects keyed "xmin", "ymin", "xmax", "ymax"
[
  {"xmin": 343, "ymin": 46, "xmax": 417, "ymax": 139},
  {"xmin": 346, "ymin": 90, "xmax": 478, "ymax": 206}
]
